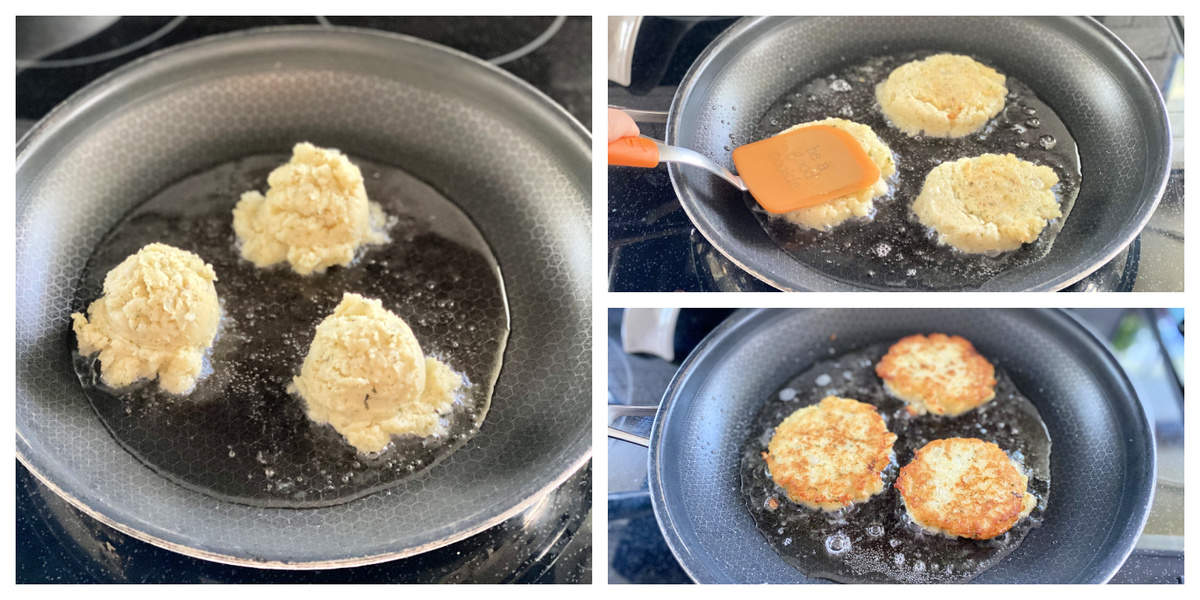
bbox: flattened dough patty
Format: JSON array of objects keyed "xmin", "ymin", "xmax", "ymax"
[
  {"xmin": 776, "ymin": 118, "xmax": 896, "ymax": 230},
  {"xmin": 765, "ymin": 395, "xmax": 897, "ymax": 510},
  {"xmin": 895, "ymin": 438, "xmax": 1036, "ymax": 540},
  {"xmin": 876, "ymin": 333, "xmax": 996, "ymax": 417},
  {"xmin": 913, "ymin": 153, "xmax": 1061, "ymax": 254},
  {"xmin": 876, "ymin": 53, "xmax": 1007, "ymax": 138}
]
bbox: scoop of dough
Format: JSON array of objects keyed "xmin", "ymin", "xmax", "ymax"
[
  {"xmin": 777, "ymin": 118, "xmax": 896, "ymax": 229},
  {"xmin": 71, "ymin": 243, "xmax": 220, "ymax": 394},
  {"xmin": 876, "ymin": 54, "xmax": 1007, "ymax": 138},
  {"xmin": 290, "ymin": 293, "xmax": 462, "ymax": 454},
  {"xmin": 233, "ymin": 142, "xmax": 388, "ymax": 275},
  {"xmin": 913, "ymin": 153, "xmax": 1061, "ymax": 254}
]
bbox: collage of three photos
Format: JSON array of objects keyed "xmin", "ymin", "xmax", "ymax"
[{"xmin": 13, "ymin": 15, "xmax": 1185, "ymax": 585}]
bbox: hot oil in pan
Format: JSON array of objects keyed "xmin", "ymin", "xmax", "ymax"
[
  {"xmin": 71, "ymin": 154, "xmax": 509, "ymax": 508},
  {"xmin": 745, "ymin": 51, "xmax": 1082, "ymax": 290},
  {"xmin": 740, "ymin": 342, "xmax": 1051, "ymax": 583}
]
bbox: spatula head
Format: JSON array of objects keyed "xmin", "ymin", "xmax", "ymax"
[{"xmin": 732, "ymin": 125, "xmax": 880, "ymax": 214}]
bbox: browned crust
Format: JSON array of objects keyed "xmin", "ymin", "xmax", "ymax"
[
  {"xmin": 895, "ymin": 437, "xmax": 1032, "ymax": 540},
  {"xmin": 875, "ymin": 333, "xmax": 996, "ymax": 416},
  {"xmin": 765, "ymin": 396, "xmax": 897, "ymax": 511}
]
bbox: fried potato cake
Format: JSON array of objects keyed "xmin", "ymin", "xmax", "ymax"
[
  {"xmin": 876, "ymin": 333, "xmax": 996, "ymax": 417},
  {"xmin": 895, "ymin": 437, "xmax": 1036, "ymax": 540},
  {"xmin": 765, "ymin": 395, "xmax": 897, "ymax": 511}
]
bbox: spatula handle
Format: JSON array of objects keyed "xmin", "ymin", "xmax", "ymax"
[
  {"xmin": 608, "ymin": 136, "xmax": 660, "ymax": 168},
  {"xmin": 609, "ymin": 136, "xmax": 747, "ymax": 191}
]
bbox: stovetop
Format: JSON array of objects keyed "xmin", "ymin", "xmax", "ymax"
[
  {"xmin": 15, "ymin": 16, "xmax": 591, "ymax": 584},
  {"xmin": 608, "ymin": 16, "xmax": 1183, "ymax": 292},
  {"xmin": 607, "ymin": 308, "xmax": 1184, "ymax": 584}
]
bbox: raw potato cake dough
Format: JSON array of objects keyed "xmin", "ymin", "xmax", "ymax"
[
  {"xmin": 290, "ymin": 293, "xmax": 463, "ymax": 454},
  {"xmin": 876, "ymin": 53, "xmax": 1007, "ymax": 138},
  {"xmin": 913, "ymin": 153, "xmax": 1061, "ymax": 254},
  {"xmin": 777, "ymin": 118, "xmax": 896, "ymax": 230},
  {"xmin": 71, "ymin": 243, "xmax": 220, "ymax": 394},
  {"xmin": 233, "ymin": 142, "xmax": 389, "ymax": 275}
]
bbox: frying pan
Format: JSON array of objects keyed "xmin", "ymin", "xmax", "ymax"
[
  {"xmin": 16, "ymin": 26, "xmax": 591, "ymax": 567},
  {"xmin": 636, "ymin": 16, "xmax": 1171, "ymax": 291},
  {"xmin": 611, "ymin": 309, "xmax": 1154, "ymax": 583}
]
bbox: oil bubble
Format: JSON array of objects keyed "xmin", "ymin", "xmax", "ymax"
[{"xmin": 825, "ymin": 532, "xmax": 851, "ymax": 555}]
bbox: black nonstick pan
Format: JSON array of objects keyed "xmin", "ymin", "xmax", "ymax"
[
  {"xmin": 653, "ymin": 17, "xmax": 1171, "ymax": 291},
  {"xmin": 16, "ymin": 27, "xmax": 590, "ymax": 567},
  {"xmin": 616, "ymin": 309, "xmax": 1154, "ymax": 583}
]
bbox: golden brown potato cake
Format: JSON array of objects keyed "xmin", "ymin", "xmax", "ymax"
[
  {"xmin": 895, "ymin": 437, "xmax": 1036, "ymax": 540},
  {"xmin": 764, "ymin": 395, "xmax": 897, "ymax": 511},
  {"xmin": 875, "ymin": 333, "xmax": 997, "ymax": 417}
]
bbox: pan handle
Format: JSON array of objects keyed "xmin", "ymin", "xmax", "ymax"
[
  {"xmin": 607, "ymin": 16, "xmax": 643, "ymax": 86},
  {"xmin": 608, "ymin": 404, "xmax": 657, "ymax": 447},
  {"xmin": 608, "ymin": 105, "xmax": 668, "ymax": 123}
]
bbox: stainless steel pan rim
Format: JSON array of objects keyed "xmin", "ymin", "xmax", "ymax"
[
  {"xmin": 16, "ymin": 25, "xmax": 591, "ymax": 568},
  {"xmin": 16, "ymin": 447, "xmax": 592, "ymax": 569},
  {"xmin": 665, "ymin": 16, "xmax": 1172, "ymax": 291},
  {"xmin": 18, "ymin": 25, "xmax": 592, "ymax": 162},
  {"xmin": 646, "ymin": 308, "xmax": 1154, "ymax": 583}
]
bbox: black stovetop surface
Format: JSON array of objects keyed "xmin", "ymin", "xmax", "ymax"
[
  {"xmin": 608, "ymin": 16, "xmax": 1183, "ymax": 292},
  {"xmin": 17, "ymin": 16, "xmax": 590, "ymax": 129},
  {"xmin": 16, "ymin": 16, "xmax": 591, "ymax": 584}
]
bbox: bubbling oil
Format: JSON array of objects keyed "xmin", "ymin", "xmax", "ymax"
[
  {"xmin": 746, "ymin": 51, "xmax": 1082, "ymax": 290},
  {"xmin": 740, "ymin": 342, "xmax": 1051, "ymax": 583},
  {"xmin": 71, "ymin": 154, "xmax": 509, "ymax": 508}
]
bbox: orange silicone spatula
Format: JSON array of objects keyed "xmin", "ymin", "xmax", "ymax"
[{"xmin": 609, "ymin": 125, "xmax": 879, "ymax": 214}]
